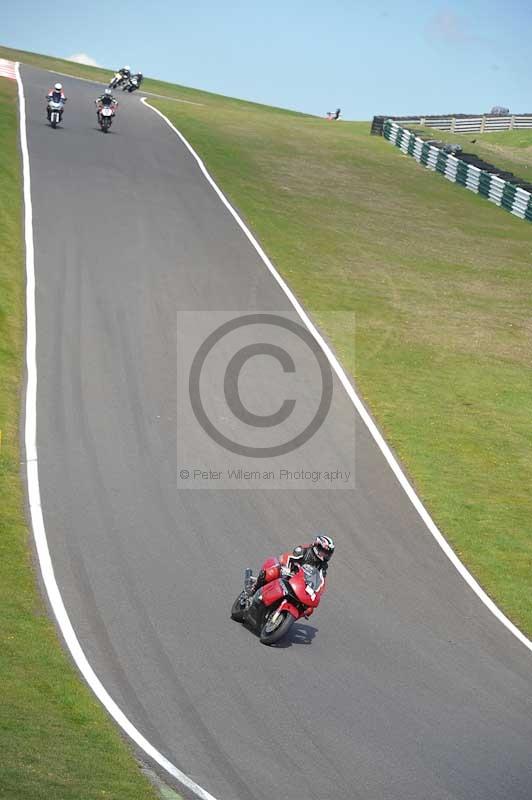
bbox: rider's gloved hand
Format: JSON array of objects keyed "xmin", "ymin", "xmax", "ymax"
[{"xmin": 280, "ymin": 565, "xmax": 292, "ymax": 578}]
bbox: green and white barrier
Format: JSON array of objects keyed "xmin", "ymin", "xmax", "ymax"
[{"xmin": 383, "ymin": 120, "xmax": 532, "ymax": 222}]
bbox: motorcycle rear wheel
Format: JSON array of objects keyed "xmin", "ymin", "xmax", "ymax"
[
  {"xmin": 230, "ymin": 592, "xmax": 247, "ymax": 622},
  {"xmin": 260, "ymin": 609, "xmax": 294, "ymax": 645}
]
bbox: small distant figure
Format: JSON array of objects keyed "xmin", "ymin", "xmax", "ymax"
[{"xmin": 326, "ymin": 108, "xmax": 341, "ymax": 121}]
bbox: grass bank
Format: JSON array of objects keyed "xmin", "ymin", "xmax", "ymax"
[
  {"xmin": 144, "ymin": 96, "xmax": 532, "ymax": 633},
  {"xmin": 0, "ymin": 76, "xmax": 162, "ymax": 800}
]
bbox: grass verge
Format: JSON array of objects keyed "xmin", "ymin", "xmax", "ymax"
[
  {"xmin": 143, "ymin": 95, "xmax": 532, "ymax": 633},
  {"xmin": 0, "ymin": 76, "xmax": 162, "ymax": 800}
]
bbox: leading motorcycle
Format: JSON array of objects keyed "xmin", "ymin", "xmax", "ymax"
[
  {"xmin": 47, "ymin": 98, "xmax": 65, "ymax": 128},
  {"xmin": 231, "ymin": 562, "xmax": 325, "ymax": 645}
]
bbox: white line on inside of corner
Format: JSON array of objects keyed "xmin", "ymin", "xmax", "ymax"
[
  {"xmin": 140, "ymin": 95, "xmax": 532, "ymax": 657},
  {"xmin": 16, "ymin": 63, "xmax": 219, "ymax": 800}
]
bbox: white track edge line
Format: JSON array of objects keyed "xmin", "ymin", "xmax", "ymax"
[
  {"xmin": 141, "ymin": 95, "xmax": 532, "ymax": 656},
  {"xmin": 16, "ymin": 63, "xmax": 219, "ymax": 800}
]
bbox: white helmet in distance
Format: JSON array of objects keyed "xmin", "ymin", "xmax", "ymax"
[{"xmin": 54, "ymin": 82, "xmax": 62, "ymax": 90}]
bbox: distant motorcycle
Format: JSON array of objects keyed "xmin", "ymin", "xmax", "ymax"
[
  {"xmin": 47, "ymin": 98, "xmax": 65, "ymax": 129},
  {"xmin": 108, "ymin": 71, "xmax": 127, "ymax": 90},
  {"xmin": 122, "ymin": 73, "xmax": 143, "ymax": 93},
  {"xmin": 231, "ymin": 563, "xmax": 325, "ymax": 645}
]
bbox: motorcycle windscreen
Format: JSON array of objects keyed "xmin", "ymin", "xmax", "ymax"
[
  {"xmin": 302, "ymin": 564, "xmax": 323, "ymax": 592},
  {"xmin": 292, "ymin": 565, "xmax": 324, "ymax": 606}
]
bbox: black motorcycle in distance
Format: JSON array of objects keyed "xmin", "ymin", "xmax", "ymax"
[{"xmin": 122, "ymin": 73, "xmax": 143, "ymax": 93}]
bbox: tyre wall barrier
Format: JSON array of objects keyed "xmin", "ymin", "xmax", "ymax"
[{"xmin": 383, "ymin": 120, "xmax": 532, "ymax": 222}]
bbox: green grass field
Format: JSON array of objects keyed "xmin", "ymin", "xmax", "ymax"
[
  {"xmin": 0, "ymin": 39, "xmax": 532, "ymax": 796},
  {"xmin": 0, "ymin": 75, "xmax": 162, "ymax": 800},
  {"xmin": 415, "ymin": 125, "xmax": 532, "ymax": 185}
]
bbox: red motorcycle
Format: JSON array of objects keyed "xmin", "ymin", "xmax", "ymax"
[{"xmin": 231, "ymin": 559, "xmax": 326, "ymax": 645}]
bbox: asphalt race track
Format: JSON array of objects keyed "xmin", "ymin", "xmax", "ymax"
[{"xmin": 22, "ymin": 65, "xmax": 532, "ymax": 800}]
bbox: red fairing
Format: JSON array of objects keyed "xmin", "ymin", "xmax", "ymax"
[
  {"xmin": 260, "ymin": 578, "xmax": 286, "ymax": 607},
  {"xmin": 260, "ymin": 556, "xmax": 281, "ymax": 584},
  {"xmin": 278, "ymin": 599, "xmax": 301, "ymax": 619}
]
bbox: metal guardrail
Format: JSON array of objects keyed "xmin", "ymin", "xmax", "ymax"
[{"xmin": 382, "ymin": 120, "xmax": 532, "ymax": 222}]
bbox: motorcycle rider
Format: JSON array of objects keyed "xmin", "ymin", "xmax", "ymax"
[
  {"xmin": 46, "ymin": 82, "xmax": 67, "ymax": 120},
  {"xmin": 118, "ymin": 65, "xmax": 131, "ymax": 82},
  {"xmin": 95, "ymin": 88, "xmax": 118, "ymax": 123},
  {"xmin": 251, "ymin": 534, "xmax": 335, "ymax": 600},
  {"xmin": 123, "ymin": 71, "xmax": 143, "ymax": 92}
]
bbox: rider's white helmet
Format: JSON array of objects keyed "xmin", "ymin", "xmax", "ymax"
[
  {"xmin": 104, "ymin": 88, "xmax": 112, "ymax": 96},
  {"xmin": 124, "ymin": 65, "xmax": 130, "ymax": 71},
  {"xmin": 54, "ymin": 83, "xmax": 62, "ymax": 91}
]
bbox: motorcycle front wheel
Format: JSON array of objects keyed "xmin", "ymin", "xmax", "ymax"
[
  {"xmin": 260, "ymin": 609, "xmax": 294, "ymax": 645},
  {"xmin": 230, "ymin": 592, "xmax": 246, "ymax": 622}
]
